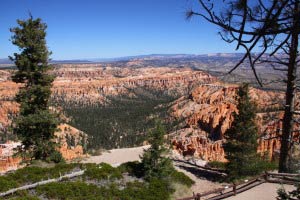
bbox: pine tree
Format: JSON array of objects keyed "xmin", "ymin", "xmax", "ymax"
[
  {"xmin": 223, "ymin": 83, "xmax": 260, "ymax": 180},
  {"xmin": 10, "ymin": 16, "xmax": 58, "ymax": 160},
  {"xmin": 188, "ymin": 0, "xmax": 300, "ymax": 173},
  {"xmin": 141, "ymin": 121, "xmax": 173, "ymax": 180}
]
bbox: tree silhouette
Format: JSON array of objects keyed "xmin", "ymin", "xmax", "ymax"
[
  {"xmin": 188, "ymin": 0, "xmax": 300, "ymax": 172},
  {"xmin": 223, "ymin": 84, "xmax": 260, "ymax": 180},
  {"xmin": 10, "ymin": 16, "xmax": 58, "ymax": 160}
]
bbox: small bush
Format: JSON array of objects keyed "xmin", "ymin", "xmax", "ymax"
[
  {"xmin": 118, "ymin": 161, "xmax": 145, "ymax": 178},
  {"xmin": 49, "ymin": 151, "xmax": 65, "ymax": 163},
  {"xmin": 0, "ymin": 177, "xmax": 18, "ymax": 192},
  {"xmin": 11, "ymin": 195, "xmax": 40, "ymax": 200},
  {"xmin": 0, "ymin": 163, "xmax": 80, "ymax": 192},
  {"xmin": 120, "ymin": 179, "xmax": 172, "ymax": 200},
  {"xmin": 88, "ymin": 148, "xmax": 103, "ymax": 156},
  {"xmin": 83, "ymin": 163, "xmax": 123, "ymax": 181},
  {"xmin": 277, "ymin": 184, "xmax": 300, "ymax": 200},
  {"xmin": 36, "ymin": 181, "xmax": 103, "ymax": 199},
  {"xmin": 256, "ymin": 160, "xmax": 278, "ymax": 171},
  {"xmin": 206, "ymin": 161, "xmax": 226, "ymax": 170},
  {"xmin": 35, "ymin": 179, "xmax": 173, "ymax": 200},
  {"xmin": 169, "ymin": 170, "xmax": 195, "ymax": 187}
]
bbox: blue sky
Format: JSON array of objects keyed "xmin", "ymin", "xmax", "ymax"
[{"xmin": 0, "ymin": 0, "xmax": 239, "ymax": 60}]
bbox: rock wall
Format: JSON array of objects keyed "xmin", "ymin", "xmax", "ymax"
[
  {"xmin": 51, "ymin": 66, "xmax": 216, "ymax": 105},
  {"xmin": 0, "ymin": 124, "xmax": 87, "ymax": 173},
  {"xmin": 170, "ymin": 128, "xmax": 225, "ymax": 161},
  {"xmin": 0, "ymin": 66, "xmax": 216, "ymax": 172},
  {"xmin": 0, "ymin": 66, "xmax": 216, "ymax": 132},
  {"xmin": 55, "ymin": 124, "xmax": 88, "ymax": 161},
  {"xmin": 170, "ymin": 84, "xmax": 299, "ymax": 162},
  {"xmin": 0, "ymin": 142, "xmax": 22, "ymax": 174}
]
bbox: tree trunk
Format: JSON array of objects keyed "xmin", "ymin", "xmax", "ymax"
[{"xmin": 279, "ymin": 1, "xmax": 299, "ymax": 173}]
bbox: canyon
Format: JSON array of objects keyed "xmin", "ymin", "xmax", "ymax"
[
  {"xmin": 0, "ymin": 63, "xmax": 299, "ymax": 173},
  {"xmin": 51, "ymin": 65, "xmax": 216, "ymax": 104},
  {"xmin": 0, "ymin": 66, "xmax": 216, "ymax": 132},
  {"xmin": 0, "ymin": 65, "xmax": 216, "ymax": 172}
]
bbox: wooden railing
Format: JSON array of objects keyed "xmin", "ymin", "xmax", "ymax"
[{"xmin": 265, "ymin": 171, "xmax": 300, "ymax": 185}]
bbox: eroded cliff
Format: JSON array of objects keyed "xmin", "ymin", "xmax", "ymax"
[
  {"xmin": 170, "ymin": 84, "xmax": 299, "ymax": 161},
  {"xmin": 0, "ymin": 66, "xmax": 216, "ymax": 172}
]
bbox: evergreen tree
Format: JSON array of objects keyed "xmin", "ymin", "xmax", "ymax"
[
  {"xmin": 141, "ymin": 121, "xmax": 172, "ymax": 180},
  {"xmin": 188, "ymin": 0, "xmax": 300, "ymax": 173},
  {"xmin": 10, "ymin": 16, "xmax": 58, "ymax": 160},
  {"xmin": 223, "ymin": 83, "xmax": 260, "ymax": 180}
]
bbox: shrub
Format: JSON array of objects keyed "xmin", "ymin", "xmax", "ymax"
[
  {"xmin": 35, "ymin": 179, "xmax": 173, "ymax": 200},
  {"xmin": 0, "ymin": 163, "xmax": 79, "ymax": 192},
  {"xmin": 169, "ymin": 170, "xmax": 195, "ymax": 187},
  {"xmin": 206, "ymin": 161, "xmax": 226, "ymax": 170},
  {"xmin": 119, "ymin": 179, "xmax": 172, "ymax": 200},
  {"xmin": 11, "ymin": 195, "xmax": 40, "ymax": 200},
  {"xmin": 0, "ymin": 177, "xmax": 18, "ymax": 192},
  {"xmin": 83, "ymin": 163, "xmax": 123, "ymax": 181},
  {"xmin": 36, "ymin": 181, "xmax": 103, "ymax": 200},
  {"xmin": 277, "ymin": 184, "xmax": 300, "ymax": 200},
  {"xmin": 49, "ymin": 151, "xmax": 65, "ymax": 163},
  {"xmin": 256, "ymin": 160, "xmax": 278, "ymax": 172},
  {"xmin": 118, "ymin": 161, "xmax": 145, "ymax": 178}
]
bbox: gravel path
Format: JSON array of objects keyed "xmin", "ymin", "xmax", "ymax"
[
  {"xmin": 81, "ymin": 145, "xmax": 150, "ymax": 166},
  {"xmin": 224, "ymin": 183, "xmax": 296, "ymax": 200},
  {"xmin": 173, "ymin": 159, "xmax": 224, "ymax": 194}
]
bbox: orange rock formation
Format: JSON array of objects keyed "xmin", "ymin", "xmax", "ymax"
[
  {"xmin": 55, "ymin": 124, "xmax": 87, "ymax": 161},
  {"xmin": 170, "ymin": 84, "xmax": 299, "ymax": 161},
  {"xmin": 0, "ymin": 142, "xmax": 22, "ymax": 174},
  {"xmin": 51, "ymin": 66, "xmax": 216, "ymax": 104},
  {"xmin": 0, "ymin": 66, "xmax": 215, "ymax": 172},
  {"xmin": 0, "ymin": 124, "xmax": 87, "ymax": 173}
]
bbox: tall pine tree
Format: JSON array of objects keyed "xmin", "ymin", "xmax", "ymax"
[
  {"xmin": 10, "ymin": 16, "xmax": 58, "ymax": 160},
  {"xmin": 223, "ymin": 83, "xmax": 260, "ymax": 180}
]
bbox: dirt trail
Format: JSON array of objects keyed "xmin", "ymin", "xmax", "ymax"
[
  {"xmin": 224, "ymin": 183, "xmax": 296, "ymax": 200},
  {"xmin": 81, "ymin": 145, "xmax": 149, "ymax": 166}
]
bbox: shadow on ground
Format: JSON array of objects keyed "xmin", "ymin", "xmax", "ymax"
[{"xmin": 175, "ymin": 163, "xmax": 226, "ymax": 182}]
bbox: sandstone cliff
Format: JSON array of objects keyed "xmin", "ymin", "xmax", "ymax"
[
  {"xmin": 0, "ymin": 66, "xmax": 216, "ymax": 172},
  {"xmin": 1, "ymin": 65, "xmax": 298, "ymax": 165},
  {"xmin": 0, "ymin": 142, "xmax": 22, "ymax": 174},
  {"xmin": 55, "ymin": 124, "xmax": 88, "ymax": 161},
  {"xmin": 51, "ymin": 66, "xmax": 216, "ymax": 105},
  {"xmin": 170, "ymin": 84, "xmax": 299, "ymax": 161},
  {"xmin": 0, "ymin": 124, "xmax": 87, "ymax": 173}
]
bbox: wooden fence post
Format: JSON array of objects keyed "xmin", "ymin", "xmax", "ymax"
[
  {"xmin": 233, "ymin": 183, "xmax": 237, "ymax": 196},
  {"xmin": 263, "ymin": 171, "xmax": 268, "ymax": 182}
]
